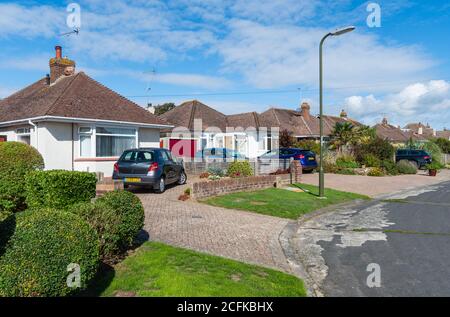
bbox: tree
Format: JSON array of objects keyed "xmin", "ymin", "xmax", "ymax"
[
  {"xmin": 154, "ymin": 103, "xmax": 175, "ymax": 116},
  {"xmin": 279, "ymin": 129, "xmax": 294, "ymax": 148},
  {"xmin": 431, "ymin": 138, "xmax": 450, "ymax": 154},
  {"xmin": 331, "ymin": 122, "xmax": 356, "ymax": 152}
]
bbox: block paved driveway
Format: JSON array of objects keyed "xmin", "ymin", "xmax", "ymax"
[{"xmin": 133, "ymin": 180, "xmax": 291, "ymax": 272}]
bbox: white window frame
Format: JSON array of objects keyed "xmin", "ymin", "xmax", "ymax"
[
  {"xmin": 78, "ymin": 125, "xmax": 138, "ymax": 158},
  {"xmin": 94, "ymin": 126, "xmax": 138, "ymax": 158},
  {"xmin": 16, "ymin": 127, "xmax": 31, "ymax": 135}
]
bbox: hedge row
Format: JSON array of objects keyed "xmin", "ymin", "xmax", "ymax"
[
  {"xmin": 0, "ymin": 142, "xmax": 44, "ymax": 212},
  {"xmin": 0, "ymin": 209, "xmax": 99, "ymax": 297},
  {"xmin": 25, "ymin": 170, "xmax": 97, "ymax": 210}
]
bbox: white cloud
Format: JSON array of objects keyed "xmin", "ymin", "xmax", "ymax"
[
  {"xmin": 343, "ymin": 80, "xmax": 450, "ymax": 127},
  {"xmin": 215, "ymin": 20, "xmax": 435, "ymax": 91}
]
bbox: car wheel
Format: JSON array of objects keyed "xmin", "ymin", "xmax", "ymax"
[
  {"xmin": 178, "ymin": 171, "xmax": 187, "ymax": 185},
  {"xmin": 155, "ymin": 177, "xmax": 166, "ymax": 194}
]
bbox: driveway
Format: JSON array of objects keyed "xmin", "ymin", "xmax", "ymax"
[
  {"xmin": 286, "ymin": 180, "xmax": 450, "ymax": 296},
  {"xmin": 134, "ymin": 180, "xmax": 291, "ymax": 272}
]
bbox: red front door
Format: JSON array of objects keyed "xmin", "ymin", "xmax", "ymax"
[
  {"xmin": 169, "ymin": 139, "xmax": 197, "ymax": 158},
  {"xmin": 0, "ymin": 136, "xmax": 7, "ymax": 142}
]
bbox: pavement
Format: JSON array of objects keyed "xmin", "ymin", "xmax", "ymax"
[{"xmin": 286, "ymin": 180, "xmax": 450, "ymax": 297}]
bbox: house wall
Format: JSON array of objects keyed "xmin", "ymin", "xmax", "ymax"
[{"xmin": 37, "ymin": 122, "xmax": 74, "ymax": 171}]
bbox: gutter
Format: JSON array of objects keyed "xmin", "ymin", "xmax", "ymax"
[
  {"xmin": 28, "ymin": 119, "xmax": 38, "ymax": 149},
  {"xmin": 0, "ymin": 116, "xmax": 174, "ymax": 130}
]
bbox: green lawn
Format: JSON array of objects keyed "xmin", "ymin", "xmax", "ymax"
[
  {"xmin": 94, "ymin": 242, "xmax": 306, "ymax": 297},
  {"xmin": 202, "ymin": 183, "xmax": 370, "ymax": 220}
]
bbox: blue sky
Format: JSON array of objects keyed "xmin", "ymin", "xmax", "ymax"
[{"xmin": 0, "ymin": 0, "xmax": 449, "ymax": 129}]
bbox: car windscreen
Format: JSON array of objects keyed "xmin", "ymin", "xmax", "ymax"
[
  {"xmin": 120, "ymin": 151, "xmax": 138, "ymax": 161},
  {"xmin": 136, "ymin": 151, "xmax": 155, "ymax": 162}
]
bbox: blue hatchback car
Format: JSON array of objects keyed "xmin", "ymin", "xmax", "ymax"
[{"xmin": 259, "ymin": 148, "xmax": 318, "ymax": 172}]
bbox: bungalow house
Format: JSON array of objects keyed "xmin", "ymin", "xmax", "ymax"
[
  {"xmin": 402, "ymin": 122, "xmax": 436, "ymax": 139},
  {"xmin": 0, "ymin": 46, "xmax": 172, "ymax": 176},
  {"xmin": 373, "ymin": 117, "xmax": 427, "ymax": 146},
  {"xmin": 436, "ymin": 129, "xmax": 450, "ymax": 140},
  {"xmin": 159, "ymin": 100, "xmax": 362, "ymax": 159}
]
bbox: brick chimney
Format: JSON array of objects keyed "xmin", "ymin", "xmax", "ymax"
[
  {"xmin": 382, "ymin": 117, "xmax": 388, "ymax": 125},
  {"xmin": 340, "ymin": 109, "xmax": 348, "ymax": 118},
  {"xmin": 300, "ymin": 102, "xmax": 311, "ymax": 120},
  {"xmin": 49, "ymin": 46, "xmax": 75, "ymax": 84}
]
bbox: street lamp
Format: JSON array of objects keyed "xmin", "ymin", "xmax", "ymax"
[{"xmin": 319, "ymin": 26, "xmax": 355, "ymax": 198}]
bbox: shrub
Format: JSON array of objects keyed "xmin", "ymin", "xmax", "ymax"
[
  {"xmin": 336, "ymin": 168, "xmax": 357, "ymax": 175},
  {"xmin": 362, "ymin": 154, "xmax": 381, "ymax": 168},
  {"xmin": 227, "ymin": 161, "xmax": 253, "ymax": 178},
  {"xmin": 68, "ymin": 202, "xmax": 122, "ymax": 261},
  {"xmin": 431, "ymin": 138, "xmax": 450, "ymax": 154},
  {"xmin": 367, "ymin": 167, "xmax": 385, "ymax": 177},
  {"xmin": 425, "ymin": 161, "xmax": 445, "ymax": 170},
  {"xmin": 207, "ymin": 167, "xmax": 225, "ymax": 177},
  {"xmin": 0, "ymin": 209, "xmax": 99, "ymax": 297},
  {"xmin": 396, "ymin": 160, "xmax": 418, "ymax": 174},
  {"xmin": 25, "ymin": 170, "xmax": 97, "ymax": 210},
  {"xmin": 419, "ymin": 141, "xmax": 444, "ymax": 165},
  {"xmin": 381, "ymin": 160, "xmax": 399, "ymax": 176},
  {"xmin": 0, "ymin": 142, "xmax": 44, "ymax": 212},
  {"xmin": 294, "ymin": 140, "xmax": 321, "ymax": 155},
  {"xmin": 336, "ymin": 155, "xmax": 359, "ymax": 168},
  {"xmin": 354, "ymin": 137, "xmax": 395, "ymax": 163},
  {"xmin": 95, "ymin": 191, "xmax": 144, "ymax": 251},
  {"xmin": 0, "ymin": 211, "xmax": 15, "ymax": 255},
  {"xmin": 323, "ymin": 161, "xmax": 339, "ymax": 173}
]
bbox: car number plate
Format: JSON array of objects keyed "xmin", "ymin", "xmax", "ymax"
[
  {"xmin": 308, "ymin": 157, "xmax": 315, "ymax": 161},
  {"xmin": 125, "ymin": 178, "xmax": 141, "ymax": 183}
]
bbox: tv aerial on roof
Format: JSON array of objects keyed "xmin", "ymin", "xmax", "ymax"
[{"xmin": 59, "ymin": 28, "xmax": 80, "ymax": 37}]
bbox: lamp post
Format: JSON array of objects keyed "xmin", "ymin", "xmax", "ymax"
[{"xmin": 319, "ymin": 26, "xmax": 355, "ymax": 198}]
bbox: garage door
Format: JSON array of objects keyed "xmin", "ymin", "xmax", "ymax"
[{"xmin": 169, "ymin": 139, "xmax": 197, "ymax": 158}]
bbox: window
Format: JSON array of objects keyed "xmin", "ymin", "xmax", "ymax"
[
  {"xmin": 16, "ymin": 128, "xmax": 31, "ymax": 135},
  {"xmin": 79, "ymin": 127, "xmax": 92, "ymax": 157},
  {"xmin": 136, "ymin": 151, "xmax": 154, "ymax": 162},
  {"xmin": 96, "ymin": 127, "xmax": 136, "ymax": 157},
  {"xmin": 161, "ymin": 150, "xmax": 173, "ymax": 162}
]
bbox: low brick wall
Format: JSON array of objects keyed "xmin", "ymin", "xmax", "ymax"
[
  {"xmin": 96, "ymin": 177, "xmax": 124, "ymax": 196},
  {"xmin": 191, "ymin": 174, "xmax": 290, "ymax": 199}
]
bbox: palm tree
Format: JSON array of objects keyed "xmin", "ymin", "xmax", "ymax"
[{"xmin": 331, "ymin": 122, "xmax": 356, "ymax": 152}]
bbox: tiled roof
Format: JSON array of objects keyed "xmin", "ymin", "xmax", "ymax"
[
  {"xmin": 374, "ymin": 123, "xmax": 415, "ymax": 142},
  {"xmin": 436, "ymin": 130, "xmax": 450, "ymax": 140},
  {"xmin": 0, "ymin": 72, "xmax": 169, "ymax": 126}
]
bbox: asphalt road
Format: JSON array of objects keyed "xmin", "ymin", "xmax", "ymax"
[{"xmin": 290, "ymin": 181, "xmax": 450, "ymax": 297}]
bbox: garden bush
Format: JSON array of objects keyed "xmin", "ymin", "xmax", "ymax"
[
  {"xmin": 226, "ymin": 161, "xmax": 253, "ymax": 178},
  {"xmin": 396, "ymin": 160, "xmax": 418, "ymax": 174},
  {"xmin": 354, "ymin": 137, "xmax": 395, "ymax": 163},
  {"xmin": 207, "ymin": 166, "xmax": 225, "ymax": 177},
  {"xmin": 294, "ymin": 140, "xmax": 321, "ymax": 154},
  {"xmin": 0, "ymin": 209, "xmax": 99, "ymax": 297},
  {"xmin": 367, "ymin": 167, "xmax": 385, "ymax": 177},
  {"xmin": 95, "ymin": 191, "xmax": 145, "ymax": 251},
  {"xmin": 336, "ymin": 168, "xmax": 357, "ymax": 175},
  {"xmin": 0, "ymin": 211, "xmax": 15, "ymax": 256},
  {"xmin": 381, "ymin": 160, "xmax": 399, "ymax": 176},
  {"xmin": 362, "ymin": 154, "xmax": 381, "ymax": 168},
  {"xmin": 25, "ymin": 170, "xmax": 97, "ymax": 210},
  {"xmin": 419, "ymin": 142, "xmax": 444, "ymax": 165},
  {"xmin": 0, "ymin": 142, "xmax": 44, "ymax": 212},
  {"xmin": 336, "ymin": 155, "xmax": 359, "ymax": 169},
  {"xmin": 323, "ymin": 161, "xmax": 339, "ymax": 173}
]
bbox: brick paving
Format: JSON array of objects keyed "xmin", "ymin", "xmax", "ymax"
[{"xmin": 134, "ymin": 180, "xmax": 291, "ymax": 272}]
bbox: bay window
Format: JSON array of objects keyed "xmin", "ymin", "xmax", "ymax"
[
  {"xmin": 79, "ymin": 126, "xmax": 137, "ymax": 158},
  {"xmin": 95, "ymin": 127, "xmax": 136, "ymax": 157}
]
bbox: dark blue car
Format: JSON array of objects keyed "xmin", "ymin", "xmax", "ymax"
[{"xmin": 259, "ymin": 148, "xmax": 318, "ymax": 172}]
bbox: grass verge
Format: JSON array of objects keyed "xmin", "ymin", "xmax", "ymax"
[
  {"xmin": 201, "ymin": 183, "xmax": 369, "ymax": 219},
  {"xmin": 93, "ymin": 242, "xmax": 307, "ymax": 297}
]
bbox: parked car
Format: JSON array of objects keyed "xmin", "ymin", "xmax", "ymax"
[
  {"xmin": 113, "ymin": 148, "xmax": 187, "ymax": 193},
  {"xmin": 195, "ymin": 148, "xmax": 247, "ymax": 161},
  {"xmin": 259, "ymin": 148, "xmax": 318, "ymax": 172},
  {"xmin": 395, "ymin": 149, "xmax": 432, "ymax": 169}
]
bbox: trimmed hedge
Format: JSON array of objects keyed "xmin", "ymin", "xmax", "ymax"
[
  {"xmin": 69, "ymin": 202, "xmax": 123, "ymax": 261},
  {"xmin": 227, "ymin": 161, "xmax": 253, "ymax": 178},
  {"xmin": 0, "ymin": 211, "xmax": 15, "ymax": 256},
  {"xmin": 25, "ymin": 170, "xmax": 97, "ymax": 210},
  {"xmin": 0, "ymin": 209, "xmax": 99, "ymax": 297},
  {"xmin": 94, "ymin": 191, "xmax": 145, "ymax": 252},
  {"xmin": 0, "ymin": 142, "xmax": 44, "ymax": 212}
]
